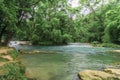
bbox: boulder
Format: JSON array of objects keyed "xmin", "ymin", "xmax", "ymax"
[
  {"xmin": 110, "ymin": 50, "xmax": 120, "ymax": 53},
  {"xmin": 78, "ymin": 70, "xmax": 115, "ymax": 80},
  {"xmin": 104, "ymin": 68, "xmax": 120, "ymax": 76}
]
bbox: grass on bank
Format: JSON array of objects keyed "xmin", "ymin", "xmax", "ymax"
[
  {"xmin": 0, "ymin": 62, "xmax": 26, "ymax": 80},
  {"xmin": 0, "ymin": 48, "xmax": 27, "ymax": 80}
]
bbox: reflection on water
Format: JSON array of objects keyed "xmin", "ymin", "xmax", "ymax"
[{"xmin": 18, "ymin": 44, "xmax": 120, "ymax": 80}]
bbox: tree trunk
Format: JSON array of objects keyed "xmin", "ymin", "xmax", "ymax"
[
  {"xmin": 0, "ymin": 26, "xmax": 7, "ymax": 45},
  {"xmin": 4, "ymin": 31, "xmax": 13, "ymax": 46}
]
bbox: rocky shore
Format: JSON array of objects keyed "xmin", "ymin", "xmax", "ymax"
[{"xmin": 79, "ymin": 68, "xmax": 120, "ymax": 80}]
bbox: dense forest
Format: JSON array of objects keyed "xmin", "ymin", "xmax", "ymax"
[
  {"xmin": 0, "ymin": 0, "xmax": 120, "ymax": 80},
  {"xmin": 0, "ymin": 0, "xmax": 120, "ymax": 46}
]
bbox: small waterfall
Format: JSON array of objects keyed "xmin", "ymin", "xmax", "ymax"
[
  {"xmin": 8, "ymin": 41, "xmax": 20, "ymax": 52},
  {"xmin": 8, "ymin": 41, "xmax": 19, "ymax": 47}
]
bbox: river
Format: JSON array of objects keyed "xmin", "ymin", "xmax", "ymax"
[{"xmin": 15, "ymin": 43, "xmax": 120, "ymax": 80}]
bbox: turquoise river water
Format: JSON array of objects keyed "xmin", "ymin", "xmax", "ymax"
[{"xmin": 16, "ymin": 44, "xmax": 120, "ymax": 80}]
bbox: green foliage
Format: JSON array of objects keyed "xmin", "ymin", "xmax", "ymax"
[
  {"xmin": 104, "ymin": 3, "xmax": 120, "ymax": 44},
  {"xmin": 0, "ymin": 0, "xmax": 120, "ymax": 46},
  {"xmin": 24, "ymin": 0, "xmax": 74, "ymax": 45},
  {"xmin": 8, "ymin": 50, "xmax": 18, "ymax": 59},
  {"xmin": 62, "ymin": 34, "xmax": 71, "ymax": 44},
  {"xmin": 72, "ymin": 0, "xmax": 120, "ymax": 46},
  {"xmin": 31, "ymin": 34, "xmax": 39, "ymax": 45},
  {"xmin": 102, "ymin": 43, "xmax": 120, "ymax": 48},
  {"xmin": 0, "ymin": 0, "xmax": 39, "ymax": 45},
  {"xmin": 0, "ymin": 57, "xmax": 8, "ymax": 62},
  {"xmin": 0, "ymin": 62, "xmax": 26, "ymax": 80},
  {"xmin": 51, "ymin": 30, "xmax": 62, "ymax": 44},
  {"xmin": 91, "ymin": 41, "xmax": 100, "ymax": 46}
]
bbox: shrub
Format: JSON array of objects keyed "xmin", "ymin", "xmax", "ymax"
[
  {"xmin": 8, "ymin": 50, "xmax": 19, "ymax": 59},
  {"xmin": 0, "ymin": 62, "xmax": 27, "ymax": 80},
  {"xmin": 102, "ymin": 43, "xmax": 120, "ymax": 48},
  {"xmin": 91, "ymin": 41, "xmax": 100, "ymax": 46}
]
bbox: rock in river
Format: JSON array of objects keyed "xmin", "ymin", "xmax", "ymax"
[
  {"xmin": 19, "ymin": 49, "xmax": 56, "ymax": 54},
  {"xmin": 104, "ymin": 68, "xmax": 120, "ymax": 76},
  {"xmin": 79, "ymin": 70, "xmax": 113, "ymax": 80},
  {"xmin": 78, "ymin": 69, "xmax": 120, "ymax": 80}
]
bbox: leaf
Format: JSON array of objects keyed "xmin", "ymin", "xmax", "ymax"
[{"xmin": 0, "ymin": 0, "xmax": 4, "ymax": 3}]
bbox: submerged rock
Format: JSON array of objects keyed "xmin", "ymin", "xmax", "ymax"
[{"xmin": 19, "ymin": 49, "xmax": 56, "ymax": 54}]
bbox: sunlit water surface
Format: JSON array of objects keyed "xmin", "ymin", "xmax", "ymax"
[{"xmin": 16, "ymin": 44, "xmax": 120, "ymax": 80}]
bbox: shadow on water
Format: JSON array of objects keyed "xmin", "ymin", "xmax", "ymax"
[{"xmin": 18, "ymin": 44, "xmax": 119, "ymax": 80}]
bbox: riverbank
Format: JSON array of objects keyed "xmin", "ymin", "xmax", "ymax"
[
  {"xmin": 0, "ymin": 47, "xmax": 56, "ymax": 80},
  {"xmin": 0, "ymin": 47, "xmax": 27, "ymax": 80}
]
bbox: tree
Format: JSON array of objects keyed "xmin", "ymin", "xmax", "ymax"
[
  {"xmin": 0, "ymin": 0, "xmax": 40, "ymax": 45},
  {"xmin": 27, "ymin": 0, "xmax": 72, "ymax": 45},
  {"xmin": 104, "ymin": 2, "xmax": 120, "ymax": 44}
]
